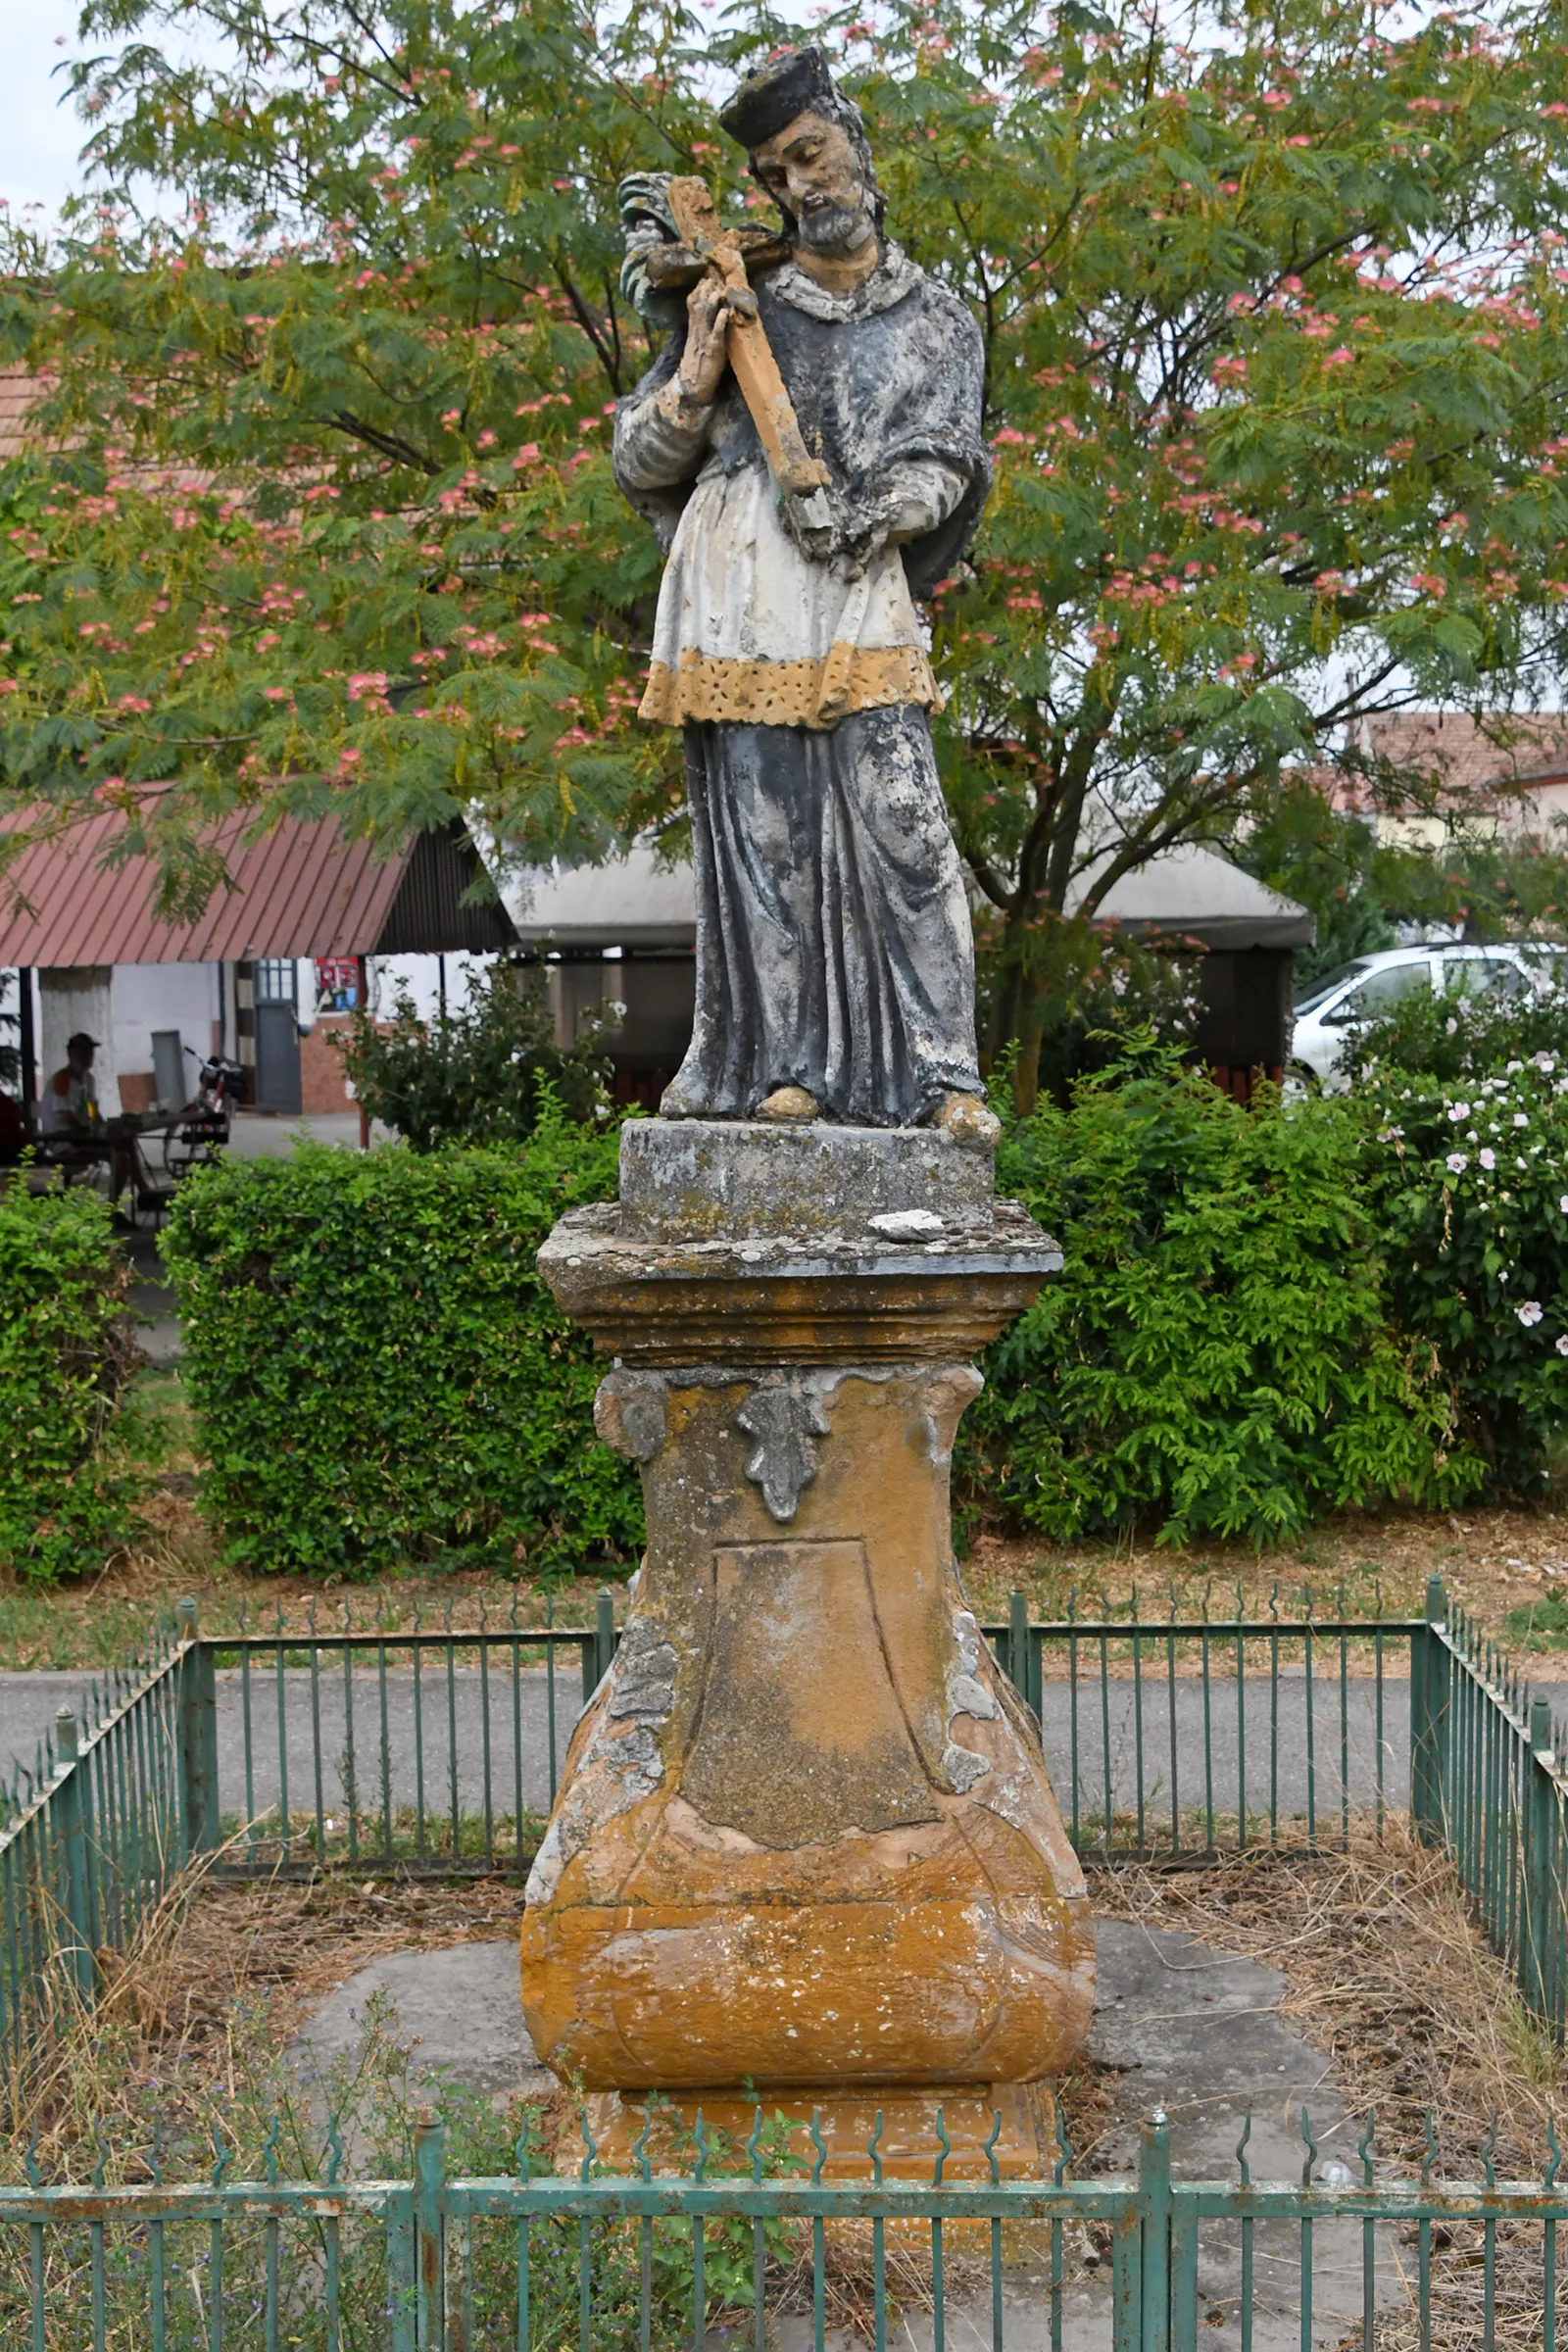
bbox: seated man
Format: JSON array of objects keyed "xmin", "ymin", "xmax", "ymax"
[
  {"xmin": 39, "ymin": 1031, "xmax": 136, "ymax": 1196},
  {"xmin": 41, "ymin": 1031, "xmax": 103, "ymax": 1142}
]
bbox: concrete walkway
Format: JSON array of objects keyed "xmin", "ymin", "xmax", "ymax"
[{"xmin": 289, "ymin": 1918, "xmax": 1398, "ymax": 2351}]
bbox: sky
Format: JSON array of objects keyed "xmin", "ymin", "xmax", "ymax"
[{"xmin": 0, "ymin": 2, "xmax": 99, "ymax": 223}]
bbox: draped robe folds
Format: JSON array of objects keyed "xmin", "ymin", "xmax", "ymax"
[{"xmin": 612, "ymin": 244, "xmax": 993, "ymax": 1128}]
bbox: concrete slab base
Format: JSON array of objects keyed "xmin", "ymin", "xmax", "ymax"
[{"xmin": 287, "ymin": 1913, "xmax": 1403, "ymax": 2348}]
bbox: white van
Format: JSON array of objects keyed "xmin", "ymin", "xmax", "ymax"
[{"xmin": 1290, "ymin": 943, "xmax": 1568, "ymax": 1091}]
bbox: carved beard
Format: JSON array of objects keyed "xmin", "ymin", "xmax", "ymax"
[{"xmin": 795, "ymin": 196, "xmax": 867, "ymax": 255}]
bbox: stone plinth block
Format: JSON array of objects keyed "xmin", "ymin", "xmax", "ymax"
[
  {"xmin": 520, "ymin": 1124, "xmax": 1093, "ymax": 2178},
  {"xmin": 618, "ymin": 1117, "xmax": 994, "ymax": 1242}
]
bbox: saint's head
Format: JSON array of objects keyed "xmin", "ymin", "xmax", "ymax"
[{"xmin": 718, "ymin": 47, "xmax": 884, "ymax": 262}]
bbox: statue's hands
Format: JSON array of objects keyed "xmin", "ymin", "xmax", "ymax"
[
  {"xmin": 677, "ymin": 278, "xmax": 730, "ymax": 405},
  {"xmin": 784, "ymin": 486, "xmax": 893, "ymax": 578}
]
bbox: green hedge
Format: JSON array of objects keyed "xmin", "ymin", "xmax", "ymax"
[
  {"xmin": 168, "ymin": 1064, "xmax": 1568, "ymax": 1571},
  {"xmin": 162, "ymin": 1112, "xmax": 636, "ymax": 1575},
  {"xmin": 0, "ymin": 1181, "xmax": 141, "ymax": 1580},
  {"xmin": 959, "ymin": 1062, "xmax": 1483, "ymax": 1544}
]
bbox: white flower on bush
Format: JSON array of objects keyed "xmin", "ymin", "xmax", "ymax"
[
  {"xmin": 1446, "ymin": 1017, "xmax": 1459, "ymax": 1035},
  {"xmin": 1557, "ymin": 1078, "xmax": 1568, "ymax": 1095},
  {"xmin": 1480, "ymin": 1148, "xmax": 1497, "ymax": 1169},
  {"xmin": 1559, "ymin": 1195, "xmax": 1568, "ymax": 1214},
  {"xmin": 1515, "ymin": 1111, "xmax": 1530, "ymax": 1128},
  {"xmin": 1536, "ymin": 1053, "xmax": 1558, "ymax": 1072},
  {"xmin": 1519, "ymin": 1300, "xmax": 1545, "ymax": 1327},
  {"xmin": 1446, "ymin": 1152, "xmax": 1468, "ymax": 1174},
  {"xmin": 1558, "ymin": 1335, "xmax": 1568, "ymax": 1357},
  {"xmin": 1508, "ymin": 1059, "xmax": 1525, "ymax": 1073},
  {"xmin": 1447, "ymin": 1101, "xmax": 1472, "ymax": 1122}
]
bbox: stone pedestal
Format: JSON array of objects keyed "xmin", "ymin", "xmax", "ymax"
[{"xmin": 520, "ymin": 1122, "xmax": 1094, "ymax": 2178}]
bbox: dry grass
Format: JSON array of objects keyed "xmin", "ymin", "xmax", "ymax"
[
  {"xmin": 1091, "ymin": 1829, "xmax": 1566, "ymax": 2350},
  {"xmin": 1090, "ymin": 1824, "xmax": 1560, "ymax": 2179},
  {"xmin": 16, "ymin": 1851, "xmax": 529, "ymax": 2156}
]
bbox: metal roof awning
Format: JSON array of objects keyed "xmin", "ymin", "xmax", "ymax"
[
  {"xmin": 0, "ymin": 808, "xmax": 517, "ymax": 965},
  {"xmin": 1065, "ymin": 843, "xmax": 1313, "ymax": 951},
  {"xmin": 506, "ymin": 837, "xmax": 1312, "ymax": 955}
]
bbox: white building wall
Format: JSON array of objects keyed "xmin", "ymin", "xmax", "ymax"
[{"xmin": 110, "ymin": 963, "xmax": 220, "ymax": 1107}]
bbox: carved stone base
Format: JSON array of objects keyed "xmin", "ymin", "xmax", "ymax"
[
  {"xmin": 583, "ymin": 2082, "xmax": 1058, "ymax": 2182},
  {"xmin": 521, "ymin": 1124, "xmax": 1094, "ymax": 2171}
]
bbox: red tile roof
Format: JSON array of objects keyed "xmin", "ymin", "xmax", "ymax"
[
  {"xmin": 1331, "ymin": 713, "xmax": 1568, "ymax": 811},
  {"xmin": 0, "ymin": 804, "xmax": 413, "ymax": 964}
]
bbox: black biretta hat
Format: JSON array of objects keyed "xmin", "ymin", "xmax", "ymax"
[{"xmin": 718, "ymin": 46, "xmax": 839, "ymax": 150}]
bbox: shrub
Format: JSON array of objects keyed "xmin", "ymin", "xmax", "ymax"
[
  {"xmin": 0, "ymin": 1181, "xmax": 142, "ymax": 1580},
  {"xmin": 162, "ymin": 1103, "xmax": 636, "ymax": 1575},
  {"xmin": 1342, "ymin": 958, "xmax": 1568, "ymax": 1087},
  {"xmin": 1357, "ymin": 1055, "xmax": 1568, "ymax": 1493},
  {"xmin": 335, "ymin": 960, "xmax": 607, "ymax": 1150},
  {"xmin": 962, "ymin": 1057, "xmax": 1480, "ymax": 1544}
]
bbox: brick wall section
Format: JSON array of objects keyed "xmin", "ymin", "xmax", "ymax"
[{"xmin": 300, "ymin": 1015, "xmax": 357, "ymax": 1116}]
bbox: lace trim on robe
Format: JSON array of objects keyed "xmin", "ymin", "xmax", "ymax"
[{"xmin": 639, "ymin": 642, "xmax": 940, "ymax": 731}]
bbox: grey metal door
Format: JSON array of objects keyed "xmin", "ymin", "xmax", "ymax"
[{"xmin": 253, "ymin": 1001, "xmax": 302, "ymax": 1112}]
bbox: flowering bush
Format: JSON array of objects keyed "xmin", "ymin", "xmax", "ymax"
[
  {"xmin": 1343, "ymin": 968, "xmax": 1568, "ymax": 1087},
  {"xmin": 960, "ymin": 1057, "xmax": 1478, "ymax": 1544},
  {"xmin": 1360, "ymin": 1054, "xmax": 1568, "ymax": 1490}
]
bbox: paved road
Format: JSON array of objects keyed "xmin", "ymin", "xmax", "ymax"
[{"xmin": 10, "ymin": 1663, "xmax": 1548, "ymax": 1834}]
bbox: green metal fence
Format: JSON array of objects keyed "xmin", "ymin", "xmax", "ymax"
[
  {"xmin": 6, "ymin": 2101, "xmax": 1568, "ymax": 2349},
  {"xmin": 6, "ymin": 1576, "xmax": 1568, "ymax": 2117}
]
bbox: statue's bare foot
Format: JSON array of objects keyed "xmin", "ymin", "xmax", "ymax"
[
  {"xmin": 659, "ymin": 1083, "xmax": 702, "ymax": 1119},
  {"xmin": 757, "ymin": 1085, "xmax": 819, "ymax": 1124},
  {"xmin": 928, "ymin": 1091, "xmax": 1001, "ymax": 1152}
]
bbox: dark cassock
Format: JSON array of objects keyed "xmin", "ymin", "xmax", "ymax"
[{"xmin": 612, "ymin": 51, "xmax": 994, "ymax": 1135}]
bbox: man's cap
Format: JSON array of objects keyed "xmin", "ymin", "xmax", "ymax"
[
  {"xmin": 66, "ymin": 1032, "xmax": 99, "ymax": 1054},
  {"xmin": 718, "ymin": 46, "xmax": 840, "ymax": 151}
]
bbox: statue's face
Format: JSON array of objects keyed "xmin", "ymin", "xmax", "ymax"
[{"xmin": 752, "ymin": 110, "xmax": 873, "ymax": 255}]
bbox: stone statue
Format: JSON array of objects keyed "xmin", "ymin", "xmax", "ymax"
[{"xmin": 612, "ymin": 46, "xmax": 999, "ymax": 1148}]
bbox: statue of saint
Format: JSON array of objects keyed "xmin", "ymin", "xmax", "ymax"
[{"xmin": 612, "ymin": 47, "xmax": 999, "ymax": 1146}]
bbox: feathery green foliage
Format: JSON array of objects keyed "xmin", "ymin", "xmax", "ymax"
[{"xmin": 4, "ymin": 2, "xmax": 1568, "ymax": 1095}]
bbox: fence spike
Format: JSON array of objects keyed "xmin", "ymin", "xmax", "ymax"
[
  {"xmin": 748, "ymin": 2104, "xmax": 764, "ymax": 2183},
  {"xmin": 579, "ymin": 2108, "xmax": 596, "ymax": 2181},
  {"xmin": 1054, "ymin": 2106, "xmax": 1071, "ymax": 2187},
  {"xmin": 985, "ymin": 2109, "xmax": 1003, "ymax": 2187},
  {"xmin": 325, "ymin": 2115, "xmax": 345, "ymax": 2187},
  {"xmin": 211, "ymin": 2120, "xmax": 231, "ymax": 2187},
  {"xmin": 24, "ymin": 2126, "xmax": 41, "ymax": 2190},
  {"xmin": 265, "ymin": 2115, "xmax": 282, "ymax": 2186},
  {"xmin": 1547, "ymin": 2116, "xmax": 1562, "ymax": 2191},
  {"xmin": 307, "ymin": 1594, "xmax": 318, "ymax": 1637},
  {"xmin": 1357, "ymin": 2112, "xmax": 1375, "ymax": 2188},
  {"xmin": 1299, "ymin": 2106, "xmax": 1318, "ymax": 2187},
  {"xmin": 1483, "ymin": 2115, "xmax": 1498, "ymax": 2189},
  {"xmin": 1421, "ymin": 2111, "xmax": 1438, "ymax": 2187},
  {"xmin": 148, "ymin": 2113, "xmax": 165, "ymax": 2189},
  {"xmin": 867, "ymin": 2109, "xmax": 884, "ymax": 2185},
  {"xmin": 515, "ymin": 2119, "xmax": 534, "ymax": 2184},
  {"xmin": 694, "ymin": 2110, "xmax": 709, "ymax": 2184},
  {"xmin": 810, "ymin": 2110, "xmax": 827, "ymax": 2187},
  {"xmin": 933, "ymin": 2108, "xmax": 951, "ymax": 2186},
  {"xmin": 91, "ymin": 2124, "xmax": 111, "ymax": 2191},
  {"xmin": 1235, "ymin": 2112, "xmax": 1252, "ymax": 2187}
]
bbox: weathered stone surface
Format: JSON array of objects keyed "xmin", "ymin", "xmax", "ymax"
[
  {"xmin": 618, "ymin": 1118, "xmax": 993, "ymax": 1242},
  {"xmin": 518, "ymin": 1358, "xmax": 1094, "ymax": 2139},
  {"xmin": 538, "ymin": 1198, "xmax": 1060, "ymax": 1365}
]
